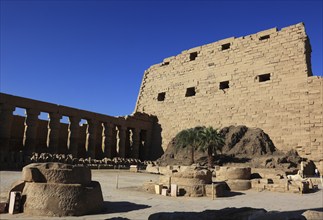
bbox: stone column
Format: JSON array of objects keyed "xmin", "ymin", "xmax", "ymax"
[
  {"xmin": 23, "ymin": 109, "xmax": 40, "ymax": 153},
  {"xmin": 125, "ymin": 128, "xmax": 131, "ymax": 158},
  {"xmin": 68, "ymin": 116, "xmax": 81, "ymax": 158},
  {"xmin": 132, "ymin": 128, "xmax": 141, "ymax": 159},
  {"xmin": 102, "ymin": 122, "xmax": 117, "ymax": 158},
  {"xmin": 144, "ymin": 129, "xmax": 152, "ymax": 160},
  {"xmin": 47, "ymin": 113, "xmax": 62, "ymax": 154},
  {"xmin": 0, "ymin": 104, "xmax": 15, "ymax": 153},
  {"xmin": 85, "ymin": 119, "xmax": 98, "ymax": 158},
  {"xmin": 117, "ymin": 126, "xmax": 126, "ymax": 158}
]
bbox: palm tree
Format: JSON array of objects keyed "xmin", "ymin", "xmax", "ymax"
[
  {"xmin": 198, "ymin": 126, "xmax": 225, "ymax": 168},
  {"xmin": 173, "ymin": 127, "xmax": 203, "ymax": 164}
]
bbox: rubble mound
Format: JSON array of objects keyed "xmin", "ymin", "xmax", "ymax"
[
  {"xmin": 157, "ymin": 125, "xmax": 302, "ymax": 169},
  {"xmin": 220, "ymin": 125, "xmax": 276, "ymax": 156}
]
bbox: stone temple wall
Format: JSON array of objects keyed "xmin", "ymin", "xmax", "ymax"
[{"xmin": 135, "ymin": 23, "xmax": 323, "ymax": 166}]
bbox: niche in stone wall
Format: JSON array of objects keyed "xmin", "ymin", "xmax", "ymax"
[
  {"xmin": 219, "ymin": 81, "xmax": 230, "ymax": 90},
  {"xmin": 161, "ymin": 61, "xmax": 169, "ymax": 66},
  {"xmin": 189, "ymin": 52, "xmax": 198, "ymax": 61},
  {"xmin": 259, "ymin": 35, "xmax": 270, "ymax": 40},
  {"xmin": 258, "ymin": 73, "xmax": 271, "ymax": 82},
  {"xmin": 185, "ymin": 87, "xmax": 196, "ymax": 97},
  {"xmin": 221, "ymin": 43, "xmax": 231, "ymax": 51},
  {"xmin": 157, "ymin": 92, "xmax": 166, "ymax": 101}
]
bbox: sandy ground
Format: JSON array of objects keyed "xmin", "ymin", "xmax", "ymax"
[{"xmin": 0, "ymin": 169, "xmax": 322, "ymax": 220}]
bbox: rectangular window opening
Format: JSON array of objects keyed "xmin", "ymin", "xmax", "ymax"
[
  {"xmin": 221, "ymin": 43, "xmax": 231, "ymax": 51},
  {"xmin": 185, "ymin": 87, "xmax": 196, "ymax": 97},
  {"xmin": 219, "ymin": 81, "xmax": 230, "ymax": 90},
  {"xmin": 161, "ymin": 62, "xmax": 169, "ymax": 66},
  {"xmin": 258, "ymin": 73, "xmax": 271, "ymax": 82},
  {"xmin": 157, "ymin": 92, "xmax": 166, "ymax": 101},
  {"xmin": 259, "ymin": 35, "xmax": 270, "ymax": 40},
  {"xmin": 189, "ymin": 52, "xmax": 198, "ymax": 61}
]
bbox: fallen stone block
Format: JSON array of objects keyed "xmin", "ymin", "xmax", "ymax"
[
  {"xmin": 205, "ymin": 182, "xmax": 228, "ymax": 197},
  {"xmin": 146, "ymin": 164, "xmax": 159, "ymax": 174}
]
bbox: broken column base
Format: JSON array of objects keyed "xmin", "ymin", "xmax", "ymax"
[{"xmin": 22, "ymin": 181, "xmax": 103, "ymax": 216}]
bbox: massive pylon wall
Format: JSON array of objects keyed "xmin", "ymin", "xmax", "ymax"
[{"xmin": 135, "ymin": 23, "xmax": 323, "ymax": 167}]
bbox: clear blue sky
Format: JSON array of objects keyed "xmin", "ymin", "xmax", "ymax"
[{"xmin": 1, "ymin": 0, "xmax": 322, "ymax": 118}]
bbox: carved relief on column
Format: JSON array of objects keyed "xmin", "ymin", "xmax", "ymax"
[
  {"xmin": 132, "ymin": 128, "xmax": 141, "ymax": 159},
  {"xmin": 23, "ymin": 109, "xmax": 40, "ymax": 153},
  {"xmin": 68, "ymin": 116, "xmax": 81, "ymax": 158},
  {"xmin": 0, "ymin": 104, "xmax": 15, "ymax": 152},
  {"xmin": 85, "ymin": 119, "xmax": 98, "ymax": 158},
  {"xmin": 102, "ymin": 122, "xmax": 117, "ymax": 158},
  {"xmin": 47, "ymin": 112, "xmax": 62, "ymax": 154},
  {"xmin": 117, "ymin": 125, "xmax": 126, "ymax": 158}
]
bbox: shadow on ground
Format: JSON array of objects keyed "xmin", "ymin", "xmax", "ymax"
[
  {"xmin": 147, "ymin": 207, "xmax": 323, "ymax": 220},
  {"xmin": 223, "ymin": 191, "xmax": 245, "ymax": 197},
  {"xmin": 101, "ymin": 201, "xmax": 151, "ymax": 214},
  {"xmin": 104, "ymin": 217, "xmax": 130, "ymax": 220}
]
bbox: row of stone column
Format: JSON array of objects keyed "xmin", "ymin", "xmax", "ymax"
[{"xmin": 0, "ymin": 104, "xmax": 151, "ymax": 159}]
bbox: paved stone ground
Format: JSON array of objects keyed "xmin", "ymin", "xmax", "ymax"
[{"xmin": 0, "ymin": 169, "xmax": 322, "ymax": 219}]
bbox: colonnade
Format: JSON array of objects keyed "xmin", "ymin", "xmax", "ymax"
[{"xmin": 0, "ymin": 93, "xmax": 155, "ymax": 160}]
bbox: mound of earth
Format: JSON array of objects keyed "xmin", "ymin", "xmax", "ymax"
[
  {"xmin": 220, "ymin": 125, "xmax": 276, "ymax": 156},
  {"xmin": 157, "ymin": 125, "xmax": 302, "ymax": 169}
]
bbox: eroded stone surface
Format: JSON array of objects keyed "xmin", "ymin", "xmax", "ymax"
[
  {"xmin": 15, "ymin": 163, "xmax": 104, "ymax": 217},
  {"xmin": 22, "ymin": 181, "xmax": 103, "ymax": 216},
  {"xmin": 22, "ymin": 163, "xmax": 91, "ymax": 185}
]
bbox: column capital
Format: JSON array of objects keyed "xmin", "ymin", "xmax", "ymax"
[
  {"xmin": 25, "ymin": 108, "xmax": 40, "ymax": 116},
  {"xmin": 117, "ymin": 125, "xmax": 127, "ymax": 132},
  {"xmin": 68, "ymin": 116, "xmax": 81, "ymax": 128},
  {"xmin": 48, "ymin": 112, "xmax": 62, "ymax": 120}
]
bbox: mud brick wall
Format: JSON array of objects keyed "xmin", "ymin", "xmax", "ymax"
[{"xmin": 135, "ymin": 23, "xmax": 323, "ymax": 166}]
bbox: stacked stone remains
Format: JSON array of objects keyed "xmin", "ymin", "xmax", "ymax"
[
  {"xmin": 216, "ymin": 167, "xmax": 252, "ymax": 191},
  {"xmin": 144, "ymin": 165, "xmax": 228, "ymax": 197},
  {"xmin": 9, "ymin": 163, "xmax": 104, "ymax": 216},
  {"xmin": 27, "ymin": 152, "xmax": 153, "ymax": 170},
  {"xmin": 250, "ymin": 168, "xmax": 314, "ymax": 193}
]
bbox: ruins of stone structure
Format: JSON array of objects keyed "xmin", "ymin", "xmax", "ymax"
[
  {"xmin": 0, "ymin": 23, "xmax": 322, "ymax": 172},
  {"xmin": 135, "ymin": 23, "xmax": 323, "ymax": 171},
  {"xmin": 9, "ymin": 162, "xmax": 103, "ymax": 216},
  {"xmin": 0, "ymin": 93, "xmax": 155, "ymax": 168}
]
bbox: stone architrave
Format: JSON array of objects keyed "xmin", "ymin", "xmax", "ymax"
[
  {"xmin": 47, "ymin": 113, "xmax": 62, "ymax": 153},
  {"xmin": 23, "ymin": 109, "xmax": 40, "ymax": 153},
  {"xmin": 0, "ymin": 104, "xmax": 15, "ymax": 153},
  {"xmin": 68, "ymin": 116, "xmax": 81, "ymax": 158}
]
